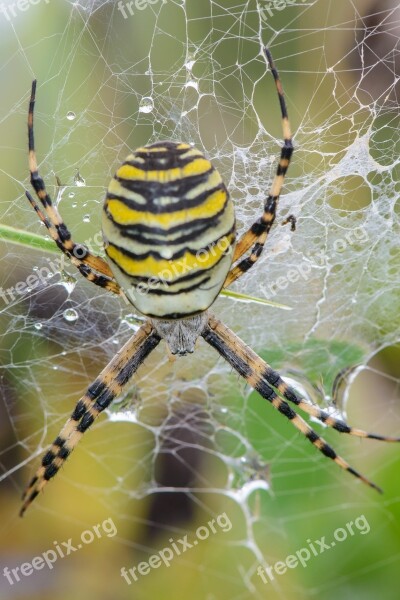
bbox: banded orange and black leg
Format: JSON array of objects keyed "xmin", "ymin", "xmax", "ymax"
[
  {"xmin": 224, "ymin": 47, "xmax": 293, "ymax": 288},
  {"xmin": 27, "ymin": 80, "xmax": 121, "ymax": 295},
  {"xmin": 20, "ymin": 321, "xmax": 160, "ymax": 516},
  {"xmin": 202, "ymin": 314, "xmax": 400, "ymax": 491}
]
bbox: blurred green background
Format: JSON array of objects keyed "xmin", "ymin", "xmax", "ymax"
[{"xmin": 0, "ymin": 1, "xmax": 399, "ymax": 599}]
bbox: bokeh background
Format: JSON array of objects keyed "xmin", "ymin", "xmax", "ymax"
[{"xmin": 0, "ymin": 1, "xmax": 399, "ymax": 599}]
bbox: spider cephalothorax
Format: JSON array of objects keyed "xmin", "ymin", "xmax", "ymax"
[{"xmin": 20, "ymin": 48, "xmax": 399, "ymax": 517}]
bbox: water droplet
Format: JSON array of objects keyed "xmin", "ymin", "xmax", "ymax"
[
  {"xmin": 185, "ymin": 59, "xmax": 195, "ymax": 71},
  {"xmin": 139, "ymin": 96, "xmax": 154, "ymax": 113},
  {"xmin": 74, "ymin": 171, "xmax": 86, "ymax": 187},
  {"xmin": 34, "ymin": 322, "xmax": 43, "ymax": 330},
  {"xmin": 66, "ymin": 111, "xmax": 76, "ymax": 121},
  {"xmin": 83, "ymin": 214, "xmax": 90, "ymax": 223},
  {"xmin": 63, "ymin": 308, "xmax": 79, "ymax": 322},
  {"xmin": 68, "ymin": 192, "xmax": 75, "ymax": 198}
]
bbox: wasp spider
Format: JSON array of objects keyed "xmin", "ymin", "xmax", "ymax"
[{"xmin": 20, "ymin": 48, "xmax": 399, "ymax": 516}]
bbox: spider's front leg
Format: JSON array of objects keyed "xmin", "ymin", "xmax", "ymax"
[
  {"xmin": 27, "ymin": 80, "xmax": 121, "ymax": 295},
  {"xmin": 224, "ymin": 47, "xmax": 293, "ymax": 288},
  {"xmin": 20, "ymin": 321, "xmax": 160, "ymax": 516}
]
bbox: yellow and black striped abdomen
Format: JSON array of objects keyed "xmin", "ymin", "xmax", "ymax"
[{"xmin": 102, "ymin": 142, "xmax": 236, "ymax": 318}]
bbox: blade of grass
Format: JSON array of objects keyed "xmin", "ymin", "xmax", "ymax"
[
  {"xmin": 0, "ymin": 224, "xmax": 291, "ymax": 310},
  {"xmin": 221, "ymin": 289, "xmax": 291, "ymax": 310},
  {"xmin": 0, "ymin": 224, "xmax": 58, "ymax": 253}
]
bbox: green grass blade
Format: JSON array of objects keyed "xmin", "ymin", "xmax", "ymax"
[
  {"xmin": 0, "ymin": 224, "xmax": 291, "ymax": 310},
  {"xmin": 0, "ymin": 224, "xmax": 58, "ymax": 253}
]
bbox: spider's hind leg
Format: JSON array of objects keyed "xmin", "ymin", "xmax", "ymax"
[
  {"xmin": 20, "ymin": 321, "xmax": 160, "ymax": 516},
  {"xmin": 202, "ymin": 314, "xmax": 399, "ymax": 492}
]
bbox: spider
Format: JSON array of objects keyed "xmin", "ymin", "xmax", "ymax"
[{"xmin": 20, "ymin": 47, "xmax": 399, "ymax": 517}]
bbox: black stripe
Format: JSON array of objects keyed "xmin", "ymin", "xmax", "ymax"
[
  {"xmin": 124, "ymin": 151, "xmax": 205, "ymax": 172},
  {"xmin": 143, "ymin": 141, "xmax": 191, "ymax": 152},
  {"xmin": 281, "ymin": 143, "xmax": 293, "ymax": 160},
  {"xmin": 71, "ymin": 399, "xmax": 87, "ymax": 421},
  {"xmin": 87, "ymin": 379, "xmax": 107, "ymax": 400},
  {"xmin": 252, "ymin": 243, "xmax": 263, "ymax": 258},
  {"xmin": 275, "ymin": 398, "xmax": 296, "ymax": 419},
  {"xmin": 145, "ymin": 274, "xmax": 211, "ymax": 296},
  {"xmin": 90, "ymin": 332, "xmax": 160, "ymax": 413},
  {"xmin": 250, "ymin": 221, "xmax": 268, "ymax": 236},
  {"xmin": 107, "ymin": 180, "xmax": 226, "ymax": 214},
  {"xmin": 106, "ymin": 232, "xmax": 233, "ymax": 262},
  {"xmin": 202, "ymin": 326, "xmax": 253, "ymax": 379},
  {"xmin": 319, "ymin": 443, "xmax": 337, "ymax": 460},
  {"xmin": 151, "ymin": 310, "xmax": 201, "ymax": 319},
  {"xmin": 115, "ymin": 168, "xmax": 214, "ymax": 197},
  {"xmin": 306, "ymin": 430, "xmax": 319, "ymax": 443},
  {"xmin": 58, "ymin": 447, "xmax": 70, "ymax": 460},
  {"xmin": 44, "ymin": 463, "xmax": 60, "ymax": 481},
  {"xmin": 113, "ymin": 260, "xmax": 221, "ymax": 286},
  {"xmin": 261, "ymin": 366, "xmax": 281, "ymax": 388},
  {"xmin": 263, "ymin": 195, "xmax": 278, "ymax": 213},
  {"xmin": 105, "ymin": 200, "xmax": 232, "ymax": 245},
  {"xmin": 108, "ymin": 246, "xmax": 228, "ymax": 287},
  {"xmin": 42, "ymin": 450, "xmax": 56, "ymax": 466}
]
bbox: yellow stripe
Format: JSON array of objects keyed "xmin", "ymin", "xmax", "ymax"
[
  {"xmin": 106, "ymin": 233, "xmax": 235, "ymax": 279},
  {"xmin": 106, "ymin": 187, "xmax": 228, "ymax": 229},
  {"xmin": 116, "ymin": 157, "xmax": 212, "ymax": 182}
]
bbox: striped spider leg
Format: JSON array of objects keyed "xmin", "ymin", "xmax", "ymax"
[
  {"xmin": 224, "ymin": 47, "xmax": 294, "ymax": 288},
  {"xmin": 20, "ymin": 321, "xmax": 161, "ymax": 516},
  {"xmin": 202, "ymin": 314, "xmax": 400, "ymax": 492},
  {"xmin": 27, "ymin": 80, "xmax": 121, "ymax": 296}
]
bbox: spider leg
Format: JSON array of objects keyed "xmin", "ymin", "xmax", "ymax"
[
  {"xmin": 26, "ymin": 191, "xmax": 121, "ymax": 294},
  {"xmin": 224, "ymin": 47, "xmax": 293, "ymax": 288},
  {"xmin": 202, "ymin": 314, "xmax": 393, "ymax": 492},
  {"xmin": 20, "ymin": 320, "xmax": 161, "ymax": 516},
  {"xmin": 252, "ymin": 356, "xmax": 400, "ymax": 442},
  {"xmin": 27, "ymin": 80, "xmax": 120, "ymax": 294}
]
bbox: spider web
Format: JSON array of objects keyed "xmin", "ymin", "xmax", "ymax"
[{"xmin": 0, "ymin": 1, "xmax": 400, "ymax": 599}]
